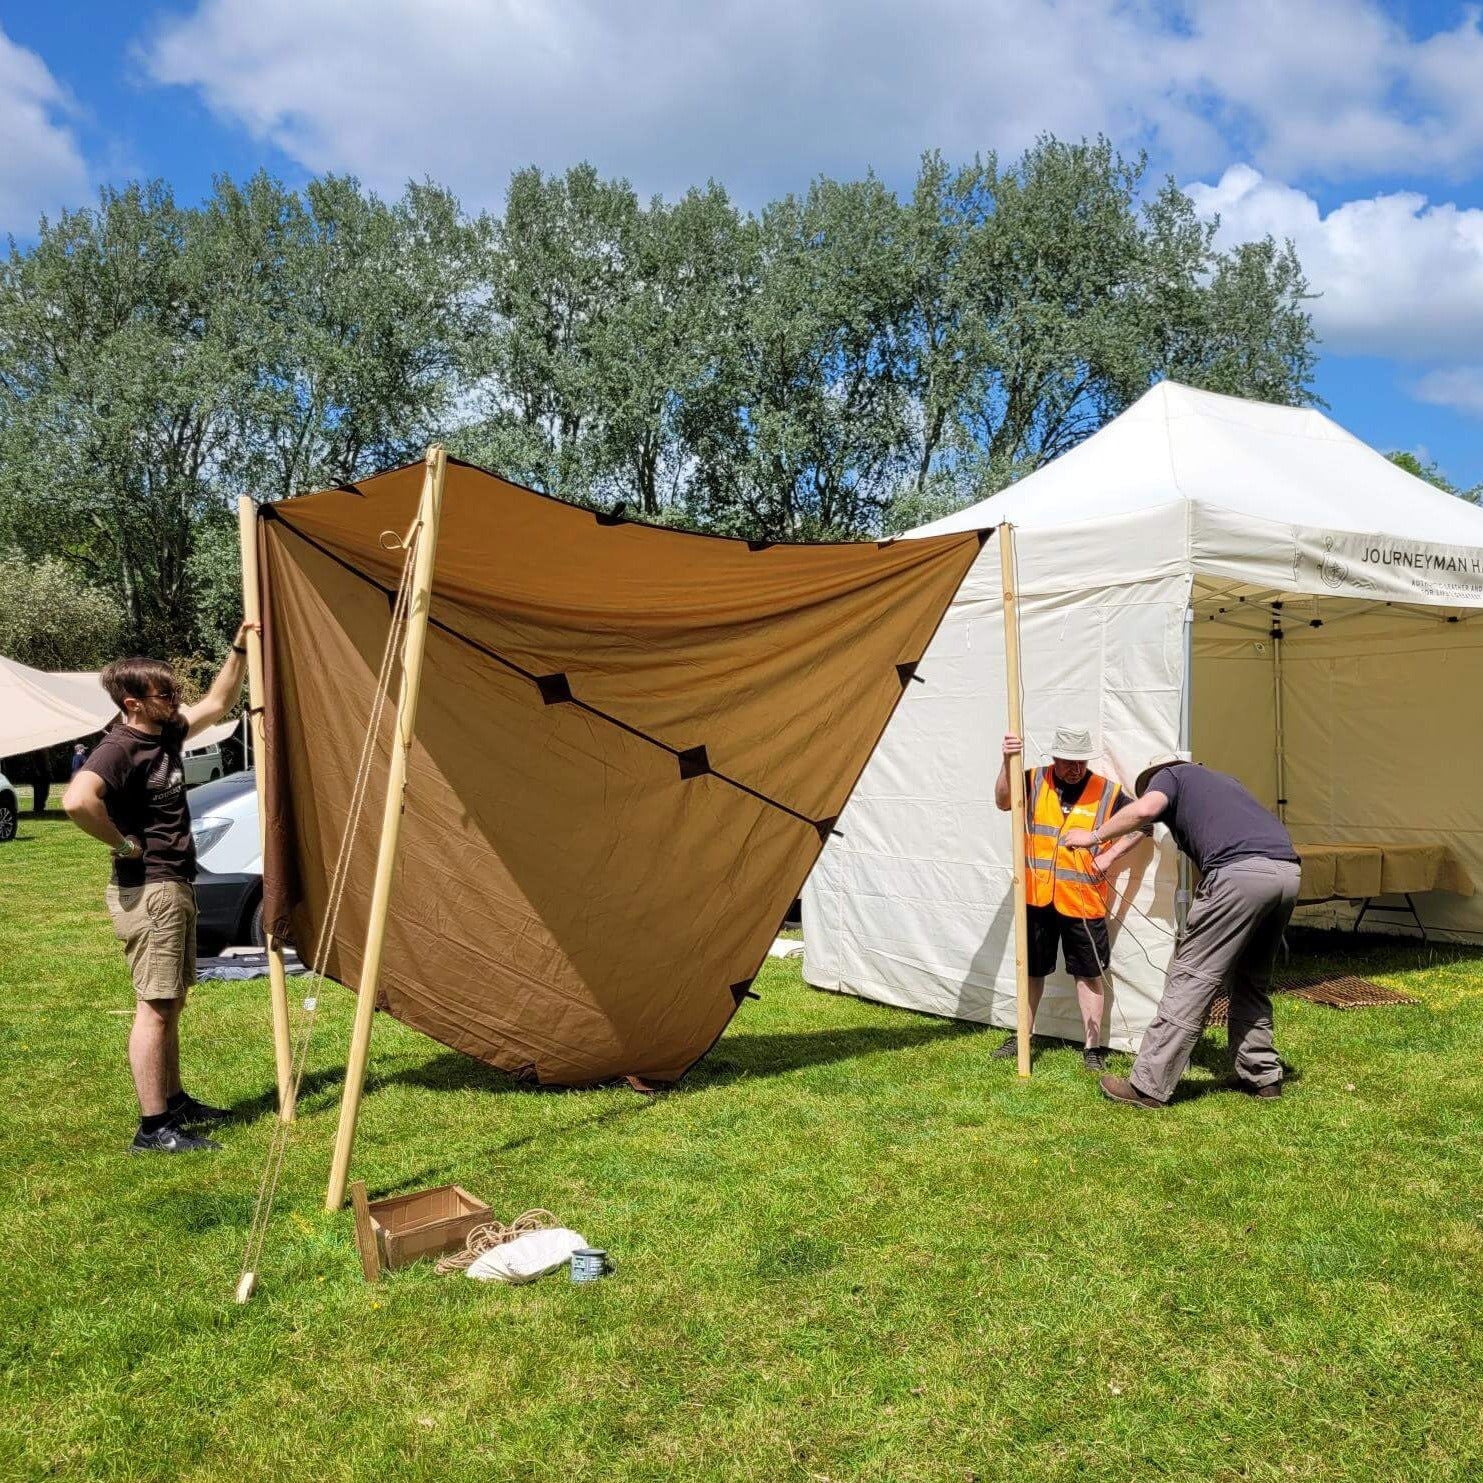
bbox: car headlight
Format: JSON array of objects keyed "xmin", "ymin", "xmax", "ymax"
[{"xmin": 191, "ymin": 816, "xmax": 232, "ymax": 858}]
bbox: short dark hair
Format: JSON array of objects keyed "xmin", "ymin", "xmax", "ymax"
[{"xmin": 100, "ymin": 657, "xmax": 177, "ymax": 709}]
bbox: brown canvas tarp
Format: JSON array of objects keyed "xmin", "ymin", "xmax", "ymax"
[{"xmin": 259, "ymin": 458, "xmax": 987, "ymax": 1085}]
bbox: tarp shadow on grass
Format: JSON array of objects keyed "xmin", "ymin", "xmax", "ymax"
[
  {"xmin": 381, "ymin": 1018, "xmax": 985, "ymax": 1098},
  {"xmin": 686, "ymin": 1020, "xmax": 987, "ymax": 1089}
]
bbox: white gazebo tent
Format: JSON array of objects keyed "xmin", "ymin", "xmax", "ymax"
[{"xmin": 803, "ymin": 381, "xmax": 1483, "ymax": 1050}]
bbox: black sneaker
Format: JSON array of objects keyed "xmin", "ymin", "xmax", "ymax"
[
  {"xmin": 991, "ymin": 1033, "xmax": 1047, "ymax": 1060},
  {"xmin": 1082, "ymin": 1046, "xmax": 1110, "ymax": 1073},
  {"xmin": 130, "ymin": 1124, "xmax": 221, "ymax": 1154},
  {"xmin": 170, "ymin": 1095, "xmax": 232, "ymax": 1126},
  {"xmin": 996, "ymin": 1038, "xmax": 1055, "ymax": 1061}
]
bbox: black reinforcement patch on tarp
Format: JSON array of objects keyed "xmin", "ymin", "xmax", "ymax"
[{"xmin": 677, "ymin": 745, "xmax": 711, "ymax": 780}]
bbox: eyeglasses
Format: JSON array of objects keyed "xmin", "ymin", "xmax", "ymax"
[{"xmin": 140, "ymin": 690, "xmax": 179, "ymax": 703}]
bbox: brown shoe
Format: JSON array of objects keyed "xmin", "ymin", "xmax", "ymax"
[
  {"xmin": 1099, "ymin": 1074, "xmax": 1167, "ymax": 1109},
  {"xmin": 1233, "ymin": 1077, "xmax": 1282, "ymax": 1099}
]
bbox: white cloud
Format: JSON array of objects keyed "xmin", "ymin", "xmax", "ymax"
[
  {"xmin": 1186, "ymin": 164, "xmax": 1483, "ymax": 361},
  {"xmin": 1413, "ymin": 367, "xmax": 1483, "ymax": 419},
  {"xmin": 0, "ymin": 26, "xmax": 90, "ymax": 236},
  {"xmin": 136, "ymin": 1, "xmax": 1483, "ymax": 207},
  {"xmin": 130, "ymin": 1, "xmax": 1483, "ymax": 386}
]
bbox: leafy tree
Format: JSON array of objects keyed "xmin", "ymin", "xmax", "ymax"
[
  {"xmin": 898, "ymin": 139, "xmax": 1317, "ymax": 508},
  {"xmin": 0, "ymin": 138, "xmax": 1324, "ymax": 655},
  {"xmin": 1386, "ymin": 450, "xmax": 1481, "ymax": 505},
  {"xmin": 0, "ymin": 175, "xmax": 485, "ymax": 655},
  {"xmin": 0, "ymin": 182, "xmax": 235, "ymax": 654},
  {"xmin": 460, "ymin": 165, "xmax": 643, "ymax": 500},
  {"xmin": 681, "ymin": 175, "xmax": 917, "ymax": 538},
  {"xmin": 209, "ymin": 173, "xmax": 488, "ymax": 505},
  {"xmin": 0, "ymin": 555, "xmax": 121, "ymax": 669}
]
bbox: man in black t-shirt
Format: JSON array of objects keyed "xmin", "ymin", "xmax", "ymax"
[
  {"xmin": 1063, "ymin": 753, "xmax": 1301, "ymax": 1108},
  {"xmin": 63, "ymin": 625, "xmax": 256, "ymax": 1153}
]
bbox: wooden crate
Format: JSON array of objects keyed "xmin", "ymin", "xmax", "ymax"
[{"xmin": 364, "ymin": 1184, "xmax": 490, "ymax": 1272}]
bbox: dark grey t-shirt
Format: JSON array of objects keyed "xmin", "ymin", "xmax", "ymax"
[
  {"xmin": 1146, "ymin": 764, "xmax": 1299, "ymax": 874},
  {"xmin": 82, "ymin": 717, "xmax": 197, "ymax": 886}
]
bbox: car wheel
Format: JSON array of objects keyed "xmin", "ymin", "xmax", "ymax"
[
  {"xmin": 209, "ymin": 769, "xmax": 221, "ymax": 781},
  {"xmin": 0, "ymin": 796, "xmax": 16, "ymax": 842},
  {"xmin": 248, "ymin": 896, "xmax": 268, "ymax": 948}
]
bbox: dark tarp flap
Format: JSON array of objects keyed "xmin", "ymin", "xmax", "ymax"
[{"xmin": 259, "ymin": 458, "xmax": 987, "ymax": 1085}]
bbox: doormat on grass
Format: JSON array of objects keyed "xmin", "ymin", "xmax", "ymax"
[{"xmin": 1208, "ymin": 974, "xmax": 1417, "ymax": 1025}]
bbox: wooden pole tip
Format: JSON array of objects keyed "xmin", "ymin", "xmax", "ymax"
[{"xmin": 234, "ymin": 1271, "xmax": 258, "ymax": 1304}]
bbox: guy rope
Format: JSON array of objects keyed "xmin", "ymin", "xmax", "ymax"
[{"xmin": 234, "ymin": 513, "xmax": 422, "ymax": 1303}]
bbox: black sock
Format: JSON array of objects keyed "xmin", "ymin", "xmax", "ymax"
[
  {"xmin": 166, "ymin": 1090, "xmax": 191, "ymax": 1113},
  {"xmin": 140, "ymin": 1111, "xmax": 172, "ymax": 1134}
]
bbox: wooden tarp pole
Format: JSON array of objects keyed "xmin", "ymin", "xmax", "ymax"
[
  {"xmin": 1271, "ymin": 607, "xmax": 1287, "ymax": 823},
  {"xmin": 238, "ymin": 496, "xmax": 295, "ymax": 1122},
  {"xmin": 998, "ymin": 524, "xmax": 1032, "ymax": 1079},
  {"xmin": 325, "ymin": 445, "xmax": 447, "ymax": 1211},
  {"xmin": 1177, "ymin": 599, "xmax": 1195, "ymax": 933}
]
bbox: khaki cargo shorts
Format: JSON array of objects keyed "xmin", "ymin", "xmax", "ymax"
[{"xmin": 105, "ymin": 880, "xmax": 198, "ymax": 1001}]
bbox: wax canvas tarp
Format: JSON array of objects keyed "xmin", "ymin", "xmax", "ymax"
[{"xmin": 258, "ymin": 458, "xmax": 985, "ymax": 1085}]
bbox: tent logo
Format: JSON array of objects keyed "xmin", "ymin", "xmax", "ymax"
[{"xmin": 1318, "ymin": 536, "xmax": 1349, "ymax": 590}]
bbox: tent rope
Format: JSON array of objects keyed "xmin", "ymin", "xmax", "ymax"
[
  {"xmin": 236, "ymin": 520, "xmax": 422, "ymax": 1296},
  {"xmin": 432, "ymin": 1210, "xmax": 559, "ymax": 1275}
]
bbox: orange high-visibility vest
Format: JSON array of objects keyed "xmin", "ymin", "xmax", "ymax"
[{"xmin": 1024, "ymin": 768, "xmax": 1122, "ymax": 919}]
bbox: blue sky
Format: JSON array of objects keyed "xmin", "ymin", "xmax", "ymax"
[{"xmin": 3, "ymin": 0, "xmax": 1481, "ymax": 487}]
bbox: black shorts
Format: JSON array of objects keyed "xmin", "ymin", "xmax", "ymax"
[{"xmin": 1026, "ymin": 904, "xmax": 1110, "ymax": 979}]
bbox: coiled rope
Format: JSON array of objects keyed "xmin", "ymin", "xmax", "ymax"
[{"xmin": 433, "ymin": 1210, "xmax": 559, "ymax": 1275}]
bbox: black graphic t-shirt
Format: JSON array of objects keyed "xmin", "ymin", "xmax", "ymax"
[{"xmin": 82, "ymin": 718, "xmax": 197, "ymax": 886}]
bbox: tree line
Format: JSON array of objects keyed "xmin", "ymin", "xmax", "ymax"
[{"xmin": 0, "ymin": 136, "xmax": 1320, "ymax": 662}]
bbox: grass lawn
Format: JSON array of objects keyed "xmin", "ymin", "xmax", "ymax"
[{"xmin": 2, "ymin": 795, "xmax": 1481, "ymax": 1482}]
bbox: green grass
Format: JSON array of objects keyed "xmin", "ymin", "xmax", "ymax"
[{"xmin": 2, "ymin": 794, "xmax": 1481, "ymax": 1481}]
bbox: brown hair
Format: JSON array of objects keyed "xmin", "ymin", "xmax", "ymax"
[{"xmin": 100, "ymin": 657, "xmax": 178, "ymax": 709}]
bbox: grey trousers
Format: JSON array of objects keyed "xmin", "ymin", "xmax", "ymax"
[{"xmin": 1131, "ymin": 857, "xmax": 1302, "ymax": 1103}]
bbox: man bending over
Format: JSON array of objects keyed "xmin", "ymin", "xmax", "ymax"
[{"xmin": 1062, "ymin": 753, "xmax": 1301, "ymax": 1107}]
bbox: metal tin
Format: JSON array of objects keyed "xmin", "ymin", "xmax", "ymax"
[{"xmin": 569, "ymin": 1247, "xmax": 612, "ymax": 1282}]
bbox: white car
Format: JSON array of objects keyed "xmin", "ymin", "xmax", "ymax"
[
  {"xmin": 0, "ymin": 769, "xmax": 17, "ymax": 842},
  {"xmin": 188, "ymin": 770, "xmax": 266, "ymax": 949}
]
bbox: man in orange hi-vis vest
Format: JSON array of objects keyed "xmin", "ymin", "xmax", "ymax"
[{"xmin": 994, "ymin": 724, "xmax": 1148, "ymax": 1070}]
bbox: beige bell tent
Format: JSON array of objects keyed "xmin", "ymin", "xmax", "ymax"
[
  {"xmin": 804, "ymin": 381, "xmax": 1483, "ymax": 1051},
  {"xmin": 254, "ymin": 456, "xmax": 986, "ymax": 1088}
]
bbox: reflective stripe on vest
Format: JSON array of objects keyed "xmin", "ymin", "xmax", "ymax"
[{"xmin": 1024, "ymin": 768, "xmax": 1114, "ymax": 919}]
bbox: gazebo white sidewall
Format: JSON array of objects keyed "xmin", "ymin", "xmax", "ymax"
[{"xmin": 805, "ymin": 509, "xmax": 1190, "ymax": 1051}]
